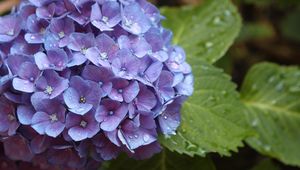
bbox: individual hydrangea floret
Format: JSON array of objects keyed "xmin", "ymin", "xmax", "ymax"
[{"xmin": 0, "ymin": 0, "xmax": 194, "ymax": 169}]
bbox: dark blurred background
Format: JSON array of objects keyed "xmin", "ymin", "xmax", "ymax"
[{"xmin": 0, "ymin": 0, "xmax": 299, "ymax": 169}]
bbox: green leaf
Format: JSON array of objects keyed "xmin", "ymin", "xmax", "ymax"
[
  {"xmin": 237, "ymin": 22, "xmax": 275, "ymax": 42},
  {"xmin": 160, "ymin": 0, "xmax": 241, "ymax": 64},
  {"xmin": 103, "ymin": 150, "xmax": 215, "ymax": 170},
  {"xmin": 251, "ymin": 159, "xmax": 280, "ymax": 170},
  {"xmin": 160, "ymin": 61, "xmax": 251, "ymax": 157},
  {"xmin": 280, "ymin": 9, "xmax": 300, "ymax": 42},
  {"xmin": 241, "ymin": 63, "xmax": 300, "ymax": 166}
]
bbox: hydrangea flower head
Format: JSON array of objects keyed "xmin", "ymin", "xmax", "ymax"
[{"xmin": 0, "ymin": 0, "xmax": 193, "ymax": 169}]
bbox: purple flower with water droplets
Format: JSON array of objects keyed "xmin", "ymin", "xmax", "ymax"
[
  {"xmin": 64, "ymin": 76, "xmax": 101, "ymax": 115},
  {"xmin": 12, "ymin": 62, "xmax": 41, "ymax": 93},
  {"xmin": 108, "ymin": 78, "xmax": 140, "ymax": 103},
  {"xmin": 0, "ymin": 15, "xmax": 22, "ymax": 42},
  {"xmin": 24, "ymin": 14, "xmax": 49, "ymax": 44},
  {"xmin": 67, "ymin": 33, "xmax": 95, "ymax": 67},
  {"xmin": 118, "ymin": 112, "xmax": 157, "ymax": 150},
  {"xmin": 155, "ymin": 70, "xmax": 175, "ymax": 102},
  {"xmin": 82, "ymin": 65, "xmax": 113, "ymax": 97},
  {"xmin": 31, "ymin": 99, "xmax": 66, "ymax": 137},
  {"xmin": 66, "ymin": 111, "xmax": 100, "ymax": 141},
  {"xmin": 49, "ymin": 17, "xmax": 75, "ymax": 47},
  {"xmin": 91, "ymin": 1, "xmax": 121, "ymax": 31},
  {"xmin": 121, "ymin": 2, "xmax": 151, "ymax": 35},
  {"xmin": 158, "ymin": 97, "xmax": 185, "ymax": 135},
  {"xmin": 86, "ymin": 33, "xmax": 119, "ymax": 67},
  {"xmin": 118, "ymin": 35, "xmax": 152, "ymax": 58},
  {"xmin": 34, "ymin": 48, "xmax": 68, "ymax": 71},
  {"xmin": 95, "ymin": 99, "xmax": 128, "ymax": 132},
  {"xmin": 112, "ymin": 49, "xmax": 140, "ymax": 79},
  {"xmin": 35, "ymin": 70, "xmax": 69, "ymax": 99}
]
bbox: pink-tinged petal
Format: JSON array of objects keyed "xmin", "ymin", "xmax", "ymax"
[
  {"xmin": 123, "ymin": 81, "xmax": 140, "ymax": 103},
  {"xmin": 68, "ymin": 127, "xmax": 88, "ymax": 141},
  {"xmin": 12, "ymin": 78, "xmax": 35, "ymax": 93}
]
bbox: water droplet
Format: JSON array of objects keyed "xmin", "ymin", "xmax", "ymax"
[
  {"xmin": 251, "ymin": 119, "xmax": 258, "ymax": 127},
  {"xmin": 163, "ymin": 115, "xmax": 168, "ymax": 120},
  {"xmin": 205, "ymin": 42, "xmax": 214, "ymax": 48},
  {"xmin": 224, "ymin": 10, "xmax": 231, "ymax": 16},
  {"xmin": 271, "ymin": 100, "xmax": 277, "ymax": 105},
  {"xmin": 275, "ymin": 82, "xmax": 284, "ymax": 91},
  {"xmin": 129, "ymin": 135, "xmax": 133, "ymax": 139},
  {"xmin": 134, "ymin": 134, "xmax": 139, "ymax": 138},
  {"xmin": 184, "ymin": 141, "xmax": 198, "ymax": 152},
  {"xmin": 252, "ymin": 84, "xmax": 258, "ymax": 90},
  {"xmin": 171, "ymin": 140, "xmax": 178, "ymax": 145},
  {"xmin": 268, "ymin": 76, "xmax": 276, "ymax": 83},
  {"xmin": 264, "ymin": 145, "xmax": 271, "ymax": 151},
  {"xmin": 143, "ymin": 134, "xmax": 150, "ymax": 142},
  {"xmin": 289, "ymin": 85, "xmax": 300, "ymax": 92},
  {"xmin": 201, "ymin": 65, "xmax": 209, "ymax": 70},
  {"xmin": 213, "ymin": 16, "xmax": 222, "ymax": 25}
]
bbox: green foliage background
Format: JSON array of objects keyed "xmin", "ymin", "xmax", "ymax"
[{"xmin": 105, "ymin": 0, "xmax": 300, "ymax": 169}]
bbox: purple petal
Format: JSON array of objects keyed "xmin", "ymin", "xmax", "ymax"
[
  {"xmin": 31, "ymin": 111, "xmax": 50, "ymax": 134},
  {"xmin": 123, "ymin": 81, "xmax": 140, "ymax": 103},
  {"xmin": 0, "ymin": 15, "xmax": 22, "ymax": 42},
  {"xmin": 145, "ymin": 61, "xmax": 163, "ymax": 83},
  {"xmin": 30, "ymin": 135, "xmax": 51, "ymax": 154},
  {"xmin": 12, "ymin": 78, "xmax": 35, "ymax": 93},
  {"xmin": 45, "ymin": 121, "xmax": 65, "ymax": 137},
  {"xmin": 68, "ymin": 126, "xmax": 88, "ymax": 141},
  {"xmin": 3, "ymin": 135, "xmax": 34, "ymax": 161},
  {"xmin": 121, "ymin": 2, "xmax": 151, "ymax": 35},
  {"xmin": 17, "ymin": 105, "xmax": 35, "ymax": 125}
]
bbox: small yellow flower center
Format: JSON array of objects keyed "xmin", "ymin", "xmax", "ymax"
[
  {"xmin": 79, "ymin": 96, "xmax": 86, "ymax": 103},
  {"xmin": 58, "ymin": 31, "xmax": 65, "ymax": 38},
  {"xmin": 49, "ymin": 114, "xmax": 58, "ymax": 123},
  {"xmin": 81, "ymin": 48, "xmax": 88, "ymax": 55},
  {"xmin": 44, "ymin": 86, "xmax": 54, "ymax": 95},
  {"xmin": 80, "ymin": 120, "xmax": 87, "ymax": 128},
  {"xmin": 7, "ymin": 114, "xmax": 15, "ymax": 121}
]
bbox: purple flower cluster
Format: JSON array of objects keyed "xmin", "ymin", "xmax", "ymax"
[{"xmin": 0, "ymin": 0, "xmax": 193, "ymax": 169}]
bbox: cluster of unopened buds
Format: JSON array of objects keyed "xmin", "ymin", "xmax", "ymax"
[{"xmin": 0, "ymin": 0, "xmax": 193, "ymax": 169}]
